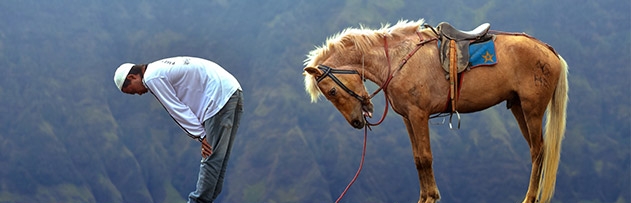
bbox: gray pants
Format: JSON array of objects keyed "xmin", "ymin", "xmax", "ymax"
[{"xmin": 188, "ymin": 90, "xmax": 243, "ymax": 203}]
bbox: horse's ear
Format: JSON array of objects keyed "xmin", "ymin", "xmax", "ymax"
[{"xmin": 304, "ymin": 67, "xmax": 322, "ymax": 77}]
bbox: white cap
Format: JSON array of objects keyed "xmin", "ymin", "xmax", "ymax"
[{"xmin": 114, "ymin": 63, "xmax": 134, "ymax": 91}]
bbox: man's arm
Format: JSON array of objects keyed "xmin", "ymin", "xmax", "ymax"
[{"xmin": 145, "ymin": 77, "xmax": 206, "ymax": 139}]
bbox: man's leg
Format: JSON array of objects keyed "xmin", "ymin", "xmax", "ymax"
[{"xmin": 188, "ymin": 90, "xmax": 243, "ymax": 203}]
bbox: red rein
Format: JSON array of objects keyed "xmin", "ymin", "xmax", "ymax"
[
  {"xmin": 335, "ymin": 34, "xmax": 437, "ymax": 203},
  {"xmin": 366, "ymin": 34, "xmax": 437, "ymax": 126}
]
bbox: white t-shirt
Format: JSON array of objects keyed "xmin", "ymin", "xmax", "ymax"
[{"xmin": 143, "ymin": 56, "xmax": 241, "ymax": 139}]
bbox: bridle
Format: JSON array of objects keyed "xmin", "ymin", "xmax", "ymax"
[{"xmin": 315, "ymin": 64, "xmax": 367, "ymax": 104}]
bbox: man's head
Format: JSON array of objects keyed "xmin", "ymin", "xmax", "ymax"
[{"xmin": 114, "ymin": 63, "xmax": 149, "ymax": 95}]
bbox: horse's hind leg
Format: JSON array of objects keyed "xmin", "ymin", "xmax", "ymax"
[
  {"xmin": 403, "ymin": 115, "xmax": 440, "ymax": 203},
  {"xmin": 510, "ymin": 101, "xmax": 545, "ymax": 203}
]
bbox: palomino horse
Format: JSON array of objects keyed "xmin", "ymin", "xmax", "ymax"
[{"xmin": 303, "ymin": 19, "xmax": 568, "ymax": 203}]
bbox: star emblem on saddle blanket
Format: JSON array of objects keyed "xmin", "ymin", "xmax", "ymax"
[{"xmin": 482, "ymin": 51, "xmax": 495, "ymax": 63}]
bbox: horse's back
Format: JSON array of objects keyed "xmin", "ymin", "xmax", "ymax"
[{"xmin": 496, "ymin": 34, "xmax": 560, "ymax": 65}]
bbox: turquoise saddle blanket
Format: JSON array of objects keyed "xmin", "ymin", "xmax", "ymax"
[
  {"xmin": 469, "ymin": 39, "xmax": 497, "ymax": 68},
  {"xmin": 437, "ymin": 39, "xmax": 497, "ymax": 68}
]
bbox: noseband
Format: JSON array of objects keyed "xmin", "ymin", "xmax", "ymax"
[{"xmin": 315, "ymin": 65, "xmax": 366, "ymax": 103}]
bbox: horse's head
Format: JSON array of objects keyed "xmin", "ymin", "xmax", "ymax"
[
  {"xmin": 302, "ymin": 24, "xmax": 398, "ymax": 129},
  {"xmin": 304, "ymin": 64, "xmax": 373, "ymax": 129},
  {"xmin": 303, "ymin": 20, "xmax": 429, "ymax": 129}
]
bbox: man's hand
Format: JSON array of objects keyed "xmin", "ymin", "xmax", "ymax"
[{"xmin": 200, "ymin": 137, "xmax": 213, "ymax": 158}]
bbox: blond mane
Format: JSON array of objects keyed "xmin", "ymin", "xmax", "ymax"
[{"xmin": 303, "ymin": 19, "xmax": 426, "ymax": 102}]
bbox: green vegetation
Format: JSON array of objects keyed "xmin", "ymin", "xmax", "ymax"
[{"xmin": 0, "ymin": 0, "xmax": 628, "ymax": 202}]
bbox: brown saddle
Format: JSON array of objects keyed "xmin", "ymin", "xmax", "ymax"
[
  {"xmin": 432, "ymin": 22, "xmax": 494, "ymax": 120},
  {"xmin": 437, "ymin": 22, "xmax": 493, "ymax": 74}
]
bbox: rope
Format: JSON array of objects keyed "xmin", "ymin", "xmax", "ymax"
[{"xmin": 334, "ymin": 126, "xmax": 368, "ymax": 203}]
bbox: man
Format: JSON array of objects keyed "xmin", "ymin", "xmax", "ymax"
[{"xmin": 113, "ymin": 56, "xmax": 243, "ymax": 203}]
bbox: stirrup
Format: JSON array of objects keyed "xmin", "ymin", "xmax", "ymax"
[{"xmin": 449, "ymin": 111, "xmax": 461, "ymax": 129}]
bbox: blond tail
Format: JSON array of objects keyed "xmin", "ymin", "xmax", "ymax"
[{"xmin": 537, "ymin": 55, "xmax": 569, "ymax": 203}]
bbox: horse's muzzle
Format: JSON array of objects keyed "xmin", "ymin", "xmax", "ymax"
[{"xmin": 351, "ymin": 119, "xmax": 365, "ymax": 129}]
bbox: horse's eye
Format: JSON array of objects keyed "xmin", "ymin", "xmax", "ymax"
[{"xmin": 328, "ymin": 87, "xmax": 337, "ymax": 96}]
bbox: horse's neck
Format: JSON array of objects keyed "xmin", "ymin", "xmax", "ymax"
[
  {"xmin": 362, "ymin": 30, "xmax": 441, "ymax": 86},
  {"xmin": 360, "ymin": 38, "xmax": 415, "ymax": 85},
  {"xmin": 359, "ymin": 53, "xmax": 391, "ymax": 86}
]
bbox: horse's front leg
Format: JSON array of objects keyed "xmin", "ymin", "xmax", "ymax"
[{"xmin": 403, "ymin": 114, "xmax": 440, "ymax": 203}]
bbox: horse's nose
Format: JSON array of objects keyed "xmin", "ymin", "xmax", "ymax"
[{"xmin": 351, "ymin": 119, "xmax": 364, "ymax": 129}]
